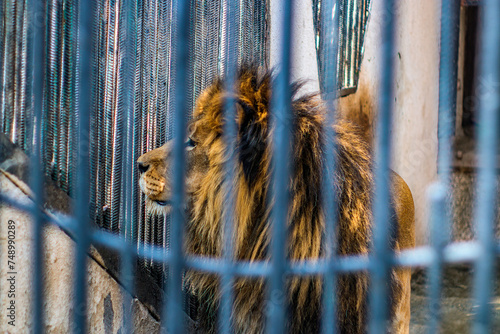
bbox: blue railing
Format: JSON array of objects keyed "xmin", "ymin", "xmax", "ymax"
[{"xmin": 1, "ymin": 0, "xmax": 499, "ymax": 333}]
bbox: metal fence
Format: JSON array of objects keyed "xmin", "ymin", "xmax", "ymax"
[{"xmin": 1, "ymin": 0, "xmax": 499, "ymax": 333}]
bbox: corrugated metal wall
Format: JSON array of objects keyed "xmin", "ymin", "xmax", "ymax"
[
  {"xmin": 312, "ymin": 0, "xmax": 371, "ymax": 96},
  {"xmin": 0, "ymin": 0, "xmax": 33, "ymax": 152}
]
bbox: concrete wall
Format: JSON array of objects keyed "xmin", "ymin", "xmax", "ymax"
[
  {"xmin": 338, "ymin": 0, "xmax": 441, "ymax": 245},
  {"xmin": 390, "ymin": 0, "xmax": 441, "ymax": 245},
  {"xmin": 272, "ymin": 0, "xmax": 442, "ymax": 244},
  {"xmin": 270, "ymin": 0, "xmax": 320, "ymax": 94},
  {"xmin": 0, "ymin": 170, "xmax": 161, "ymax": 333}
]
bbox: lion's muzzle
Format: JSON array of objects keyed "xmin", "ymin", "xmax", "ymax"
[
  {"xmin": 137, "ymin": 161, "xmax": 165, "ymax": 195},
  {"xmin": 139, "ymin": 175, "xmax": 165, "ymax": 197}
]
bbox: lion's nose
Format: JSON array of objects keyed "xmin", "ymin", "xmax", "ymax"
[{"xmin": 138, "ymin": 161, "xmax": 150, "ymax": 174}]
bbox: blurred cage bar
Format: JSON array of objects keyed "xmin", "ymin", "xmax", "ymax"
[{"xmin": 1, "ymin": 0, "xmax": 500, "ymax": 333}]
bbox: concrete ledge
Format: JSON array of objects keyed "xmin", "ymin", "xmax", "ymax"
[{"xmin": 0, "ymin": 170, "xmax": 162, "ymax": 333}]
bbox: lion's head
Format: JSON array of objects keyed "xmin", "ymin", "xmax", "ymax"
[
  {"xmin": 138, "ymin": 69, "xmax": 282, "ymax": 260},
  {"xmin": 137, "ymin": 67, "xmax": 410, "ymax": 333},
  {"xmin": 137, "ymin": 127, "xmax": 209, "ymax": 217}
]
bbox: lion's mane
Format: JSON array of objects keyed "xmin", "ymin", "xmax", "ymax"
[{"xmin": 183, "ymin": 67, "xmax": 399, "ymax": 333}]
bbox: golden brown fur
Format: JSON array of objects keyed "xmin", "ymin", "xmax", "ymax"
[{"xmin": 137, "ymin": 67, "xmax": 415, "ymax": 333}]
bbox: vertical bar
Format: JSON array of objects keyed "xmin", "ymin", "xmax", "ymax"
[
  {"xmin": 436, "ymin": 0, "xmax": 460, "ymax": 231},
  {"xmin": 219, "ymin": 0, "xmax": 239, "ymax": 333},
  {"xmin": 119, "ymin": 0, "xmax": 137, "ymax": 332},
  {"xmin": 132, "ymin": 0, "xmax": 144, "ymax": 261},
  {"xmin": 368, "ymin": 0, "xmax": 396, "ymax": 333},
  {"xmin": 30, "ymin": 0, "xmax": 46, "ymax": 332},
  {"xmin": 74, "ymin": 0, "xmax": 93, "ymax": 332},
  {"xmin": 426, "ymin": 182, "xmax": 447, "ymax": 333},
  {"xmin": 437, "ymin": 0, "xmax": 460, "ymax": 178},
  {"xmin": 268, "ymin": 1, "xmax": 294, "ymax": 333},
  {"xmin": 319, "ymin": 1, "xmax": 340, "ymax": 334},
  {"xmin": 162, "ymin": 0, "xmax": 190, "ymax": 332},
  {"xmin": 428, "ymin": 1, "xmax": 461, "ymax": 331},
  {"xmin": 472, "ymin": 0, "xmax": 500, "ymax": 332}
]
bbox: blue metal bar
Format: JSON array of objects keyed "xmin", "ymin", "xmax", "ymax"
[
  {"xmin": 74, "ymin": 0, "xmax": 94, "ymax": 332},
  {"xmin": 119, "ymin": 0, "xmax": 137, "ymax": 332},
  {"xmin": 268, "ymin": 1, "xmax": 294, "ymax": 333},
  {"xmin": 368, "ymin": 0, "xmax": 396, "ymax": 332},
  {"xmin": 183, "ymin": 242, "xmax": 482, "ymax": 276},
  {"xmin": 426, "ymin": 182, "xmax": 447, "ymax": 334},
  {"xmin": 437, "ymin": 0, "xmax": 460, "ymax": 179},
  {"xmin": 472, "ymin": 0, "xmax": 500, "ymax": 332},
  {"xmin": 30, "ymin": 0, "xmax": 46, "ymax": 332},
  {"xmin": 163, "ymin": 0, "xmax": 190, "ymax": 332},
  {"xmin": 430, "ymin": 0, "xmax": 461, "ymax": 331},
  {"xmin": 219, "ymin": 0, "xmax": 240, "ymax": 333},
  {"xmin": 319, "ymin": 1, "xmax": 340, "ymax": 333},
  {"xmin": 92, "ymin": 233, "xmax": 492, "ymax": 278},
  {"xmin": 86, "ymin": 232, "xmax": 500, "ymax": 277},
  {"xmin": 91, "ymin": 229, "xmax": 129, "ymax": 251},
  {"xmin": 0, "ymin": 184, "xmax": 495, "ymax": 279}
]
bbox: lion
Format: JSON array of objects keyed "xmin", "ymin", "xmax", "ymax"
[{"xmin": 137, "ymin": 67, "xmax": 415, "ymax": 333}]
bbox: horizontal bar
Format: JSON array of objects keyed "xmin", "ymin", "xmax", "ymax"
[
  {"xmin": 89, "ymin": 240, "xmax": 490, "ymax": 277},
  {"xmin": 95, "ymin": 233, "xmax": 173, "ymax": 266},
  {"xmin": 185, "ymin": 256, "xmax": 273, "ymax": 278},
  {"xmin": 0, "ymin": 193, "xmax": 77, "ymax": 235},
  {"xmin": 0, "ymin": 191, "xmax": 495, "ymax": 276}
]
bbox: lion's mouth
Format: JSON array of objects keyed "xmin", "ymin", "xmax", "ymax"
[
  {"xmin": 139, "ymin": 176, "xmax": 171, "ymax": 207},
  {"xmin": 142, "ymin": 196, "xmax": 172, "ymax": 216}
]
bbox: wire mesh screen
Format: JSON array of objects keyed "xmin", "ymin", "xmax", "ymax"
[
  {"xmin": 0, "ymin": 0, "xmax": 80, "ymax": 193},
  {"xmin": 105, "ymin": 0, "xmax": 266, "ymax": 281},
  {"xmin": 312, "ymin": 0, "xmax": 371, "ymax": 96},
  {"xmin": 0, "ymin": 0, "xmax": 33, "ymax": 153},
  {"xmin": 1, "ymin": 0, "xmax": 268, "ymax": 283},
  {"xmin": 44, "ymin": 0, "xmax": 79, "ymax": 194}
]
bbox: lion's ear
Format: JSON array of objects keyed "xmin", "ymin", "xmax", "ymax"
[{"xmin": 236, "ymin": 100, "xmax": 267, "ymax": 185}]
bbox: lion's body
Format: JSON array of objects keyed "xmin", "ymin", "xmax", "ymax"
[{"xmin": 137, "ymin": 67, "xmax": 415, "ymax": 333}]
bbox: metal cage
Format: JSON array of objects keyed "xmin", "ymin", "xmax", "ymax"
[{"xmin": 1, "ymin": 0, "xmax": 499, "ymax": 333}]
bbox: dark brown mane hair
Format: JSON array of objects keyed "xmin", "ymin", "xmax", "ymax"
[{"xmin": 181, "ymin": 66, "xmax": 401, "ymax": 333}]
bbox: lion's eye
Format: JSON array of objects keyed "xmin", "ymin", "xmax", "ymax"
[{"xmin": 185, "ymin": 137, "xmax": 197, "ymax": 150}]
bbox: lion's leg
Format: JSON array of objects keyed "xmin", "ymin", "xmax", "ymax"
[
  {"xmin": 390, "ymin": 172, "xmax": 415, "ymax": 333},
  {"xmin": 390, "ymin": 268, "xmax": 412, "ymax": 334}
]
